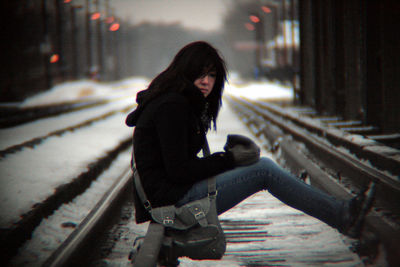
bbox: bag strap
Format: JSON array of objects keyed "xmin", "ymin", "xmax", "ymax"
[
  {"xmin": 133, "ymin": 165, "xmax": 152, "ymax": 211},
  {"xmin": 202, "ymin": 140, "xmax": 217, "ymax": 199},
  {"xmin": 133, "ymin": 138, "xmax": 217, "ymax": 212}
]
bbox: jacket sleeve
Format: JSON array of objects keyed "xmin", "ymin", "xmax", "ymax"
[{"xmin": 154, "ymin": 99, "xmax": 235, "ymax": 184}]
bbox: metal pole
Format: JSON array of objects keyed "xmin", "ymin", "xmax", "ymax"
[
  {"xmin": 70, "ymin": 6, "xmax": 78, "ymax": 79},
  {"xmin": 104, "ymin": 0, "xmax": 110, "ymax": 81},
  {"xmin": 96, "ymin": 0, "xmax": 103, "ymax": 80},
  {"xmin": 114, "ymin": 15, "xmax": 120, "ymax": 80},
  {"xmin": 85, "ymin": 0, "xmax": 92, "ymax": 77},
  {"xmin": 55, "ymin": 0, "xmax": 64, "ymax": 81},
  {"xmin": 291, "ymin": 0, "xmax": 298, "ymax": 102},
  {"xmin": 255, "ymin": 14, "xmax": 264, "ymax": 77},
  {"xmin": 282, "ymin": 0, "xmax": 288, "ymax": 67},
  {"xmin": 272, "ymin": 5, "xmax": 279, "ymax": 68},
  {"xmin": 42, "ymin": 0, "xmax": 51, "ymax": 89}
]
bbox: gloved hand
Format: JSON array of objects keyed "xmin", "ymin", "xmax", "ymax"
[{"xmin": 224, "ymin": 134, "xmax": 260, "ymax": 166}]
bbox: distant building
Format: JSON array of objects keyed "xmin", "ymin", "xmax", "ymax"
[{"xmin": 262, "ymin": 20, "xmax": 299, "ymax": 69}]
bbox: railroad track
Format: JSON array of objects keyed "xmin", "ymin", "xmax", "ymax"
[
  {"xmin": 225, "ymin": 95, "xmax": 400, "ymax": 266},
  {"xmin": 3, "ymin": 94, "xmax": 399, "ymax": 266},
  {"xmin": 0, "ymin": 100, "xmax": 107, "ymax": 129},
  {"xmin": 130, "ymin": 96, "xmax": 399, "ymax": 266},
  {"xmin": 0, "ymin": 104, "xmax": 133, "ymax": 158},
  {"xmin": 42, "ymin": 168, "xmax": 133, "ymax": 267},
  {"xmin": 0, "ymin": 95, "xmax": 136, "ymax": 265}
]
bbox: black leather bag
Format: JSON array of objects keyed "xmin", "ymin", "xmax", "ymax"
[{"xmin": 132, "ymin": 139, "xmax": 226, "ymax": 262}]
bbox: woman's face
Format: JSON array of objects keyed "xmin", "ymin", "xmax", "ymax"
[{"xmin": 193, "ymin": 71, "xmax": 216, "ymax": 97}]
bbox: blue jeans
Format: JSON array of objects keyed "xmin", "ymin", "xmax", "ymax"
[{"xmin": 176, "ymin": 157, "xmax": 347, "ymax": 230}]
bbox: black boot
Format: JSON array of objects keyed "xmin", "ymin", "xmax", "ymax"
[{"xmin": 341, "ymin": 182, "xmax": 376, "ymax": 238}]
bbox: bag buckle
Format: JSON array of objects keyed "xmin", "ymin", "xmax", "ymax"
[
  {"xmin": 194, "ymin": 211, "xmax": 206, "ymax": 220},
  {"xmin": 208, "ymin": 190, "xmax": 218, "ymax": 198},
  {"xmin": 163, "ymin": 218, "xmax": 174, "ymax": 226},
  {"xmin": 143, "ymin": 200, "xmax": 152, "ymax": 211},
  {"xmin": 193, "ymin": 206, "xmax": 206, "ymax": 220}
]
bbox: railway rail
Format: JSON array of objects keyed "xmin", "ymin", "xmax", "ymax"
[
  {"xmin": 2, "ymin": 94, "xmax": 399, "ymax": 266},
  {"xmin": 0, "ymin": 95, "xmax": 136, "ymax": 265},
  {"xmin": 131, "ymin": 96, "xmax": 399, "ymax": 266},
  {"xmin": 42, "ymin": 168, "xmax": 133, "ymax": 267},
  {"xmin": 225, "ymin": 95, "xmax": 400, "ymax": 266},
  {"xmin": 0, "ymin": 100, "xmax": 107, "ymax": 129},
  {"xmin": 0, "ymin": 103, "xmax": 132, "ymax": 158}
]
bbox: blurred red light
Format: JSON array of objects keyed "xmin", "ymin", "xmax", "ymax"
[
  {"xmin": 249, "ymin": 15, "xmax": 260, "ymax": 23},
  {"xmin": 91, "ymin": 12, "xmax": 101, "ymax": 20},
  {"xmin": 105, "ymin": 16, "xmax": 114, "ymax": 24},
  {"xmin": 262, "ymin": 6, "xmax": 272, "ymax": 13},
  {"xmin": 64, "ymin": 0, "xmax": 71, "ymax": 3},
  {"xmin": 50, "ymin": 54, "xmax": 59, "ymax": 63},
  {"xmin": 109, "ymin": 23, "xmax": 120, "ymax": 31},
  {"xmin": 245, "ymin": 23, "xmax": 255, "ymax": 31}
]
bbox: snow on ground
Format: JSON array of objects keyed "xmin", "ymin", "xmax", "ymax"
[
  {"xmin": 11, "ymin": 151, "xmax": 135, "ymax": 266},
  {"xmin": 21, "ymin": 76, "xmax": 292, "ymax": 106},
  {"xmin": 0, "ymin": 77, "xmax": 291, "ymax": 229},
  {"xmin": 2, "ymin": 77, "xmax": 365, "ymax": 266},
  {"xmin": 21, "ymin": 77, "xmax": 150, "ymax": 106},
  {"xmin": 0, "ymin": 113, "xmax": 130, "ymax": 227},
  {"xmin": 0, "ymin": 78, "xmax": 147, "ymax": 228},
  {"xmin": 225, "ymin": 79, "xmax": 293, "ymax": 100}
]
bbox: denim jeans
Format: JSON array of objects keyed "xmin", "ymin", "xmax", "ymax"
[{"xmin": 176, "ymin": 157, "xmax": 347, "ymax": 230}]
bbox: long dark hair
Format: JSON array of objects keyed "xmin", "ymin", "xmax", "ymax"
[{"xmin": 145, "ymin": 41, "xmax": 227, "ymax": 130}]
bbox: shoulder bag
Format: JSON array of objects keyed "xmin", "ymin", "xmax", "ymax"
[{"xmin": 132, "ymin": 139, "xmax": 226, "ymax": 262}]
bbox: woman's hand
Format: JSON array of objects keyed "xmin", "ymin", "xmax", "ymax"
[{"xmin": 224, "ymin": 135, "xmax": 260, "ymax": 166}]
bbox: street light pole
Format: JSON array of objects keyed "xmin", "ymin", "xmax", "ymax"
[
  {"xmin": 290, "ymin": 0, "xmax": 299, "ymax": 103},
  {"xmin": 85, "ymin": 0, "xmax": 92, "ymax": 78},
  {"xmin": 41, "ymin": 0, "xmax": 51, "ymax": 89},
  {"xmin": 96, "ymin": 0, "xmax": 103, "ymax": 80},
  {"xmin": 70, "ymin": 6, "xmax": 77, "ymax": 79},
  {"xmin": 55, "ymin": 0, "xmax": 64, "ymax": 81},
  {"xmin": 104, "ymin": 0, "xmax": 110, "ymax": 81},
  {"xmin": 282, "ymin": 0, "xmax": 288, "ymax": 67}
]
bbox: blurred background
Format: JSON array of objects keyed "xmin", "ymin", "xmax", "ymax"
[{"xmin": 1, "ymin": 0, "xmax": 299, "ymax": 102}]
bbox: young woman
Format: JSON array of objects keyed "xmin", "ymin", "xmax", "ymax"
[{"xmin": 126, "ymin": 41, "xmax": 372, "ymax": 240}]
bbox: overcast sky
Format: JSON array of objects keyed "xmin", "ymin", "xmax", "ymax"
[{"xmin": 111, "ymin": 0, "xmax": 231, "ymax": 31}]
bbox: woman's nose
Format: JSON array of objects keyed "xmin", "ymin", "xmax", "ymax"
[{"xmin": 201, "ymin": 75, "xmax": 209, "ymax": 84}]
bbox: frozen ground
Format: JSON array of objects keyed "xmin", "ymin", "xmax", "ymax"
[
  {"xmin": 1, "ymin": 77, "xmax": 367, "ymax": 266},
  {"xmin": 0, "ymin": 76, "xmax": 292, "ymax": 228}
]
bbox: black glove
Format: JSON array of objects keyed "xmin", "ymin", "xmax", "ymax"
[{"xmin": 224, "ymin": 134, "xmax": 260, "ymax": 166}]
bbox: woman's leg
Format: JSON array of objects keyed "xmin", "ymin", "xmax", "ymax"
[{"xmin": 176, "ymin": 157, "xmax": 347, "ymax": 230}]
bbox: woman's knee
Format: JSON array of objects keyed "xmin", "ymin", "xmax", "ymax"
[
  {"xmin": 250, "ymin": 157, "xmax": 285, "ymax": 179},
  {"xmin": 254, "ymin": 157, "xmax": 276, "ymax": 169},
  {"xmin": 257, "ymin": 156, "xmax": 291, "ymax": 176},
  {"xmin": 232, "ymin": 157, "xmax": 273, "ymax": 174}
]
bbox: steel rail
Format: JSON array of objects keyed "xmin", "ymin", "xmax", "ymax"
[
  {"xmin": 0, "ymin": 99, "xmax": 107, "ymax": 128},
  {"xmin": 1, "ymin": 138, "xmax": 133, "ymax": 264},
  {"xmin": 250, "ymin": 98, "xmax": 400, "ymax": 177},
  {"xmin": 227, "ymin": 96, "xmax": 400, "ymax": 210},
  {"xmin": 0, "ymin": 104, "xmax": 134, "ymax": 158},
  {"xmin": 0, "ymin": 94, "xmax": 135, "ymax": 129},
  {"xmin": 42, "ymin": 167, "xmax": 132, "ymax": 267},
  {"xmin": 226, "ymin": 96, "xmax": 400, "ymax": 266}
]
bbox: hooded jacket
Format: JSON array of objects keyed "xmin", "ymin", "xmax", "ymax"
[{"xmin": 126, "ymin": 84, "xmax": 235, "ymax": 223}]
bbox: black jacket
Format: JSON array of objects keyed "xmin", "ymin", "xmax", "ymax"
[{"xmin": 126, "ymin": 84, "xmax": 235, "ymax": 223}]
